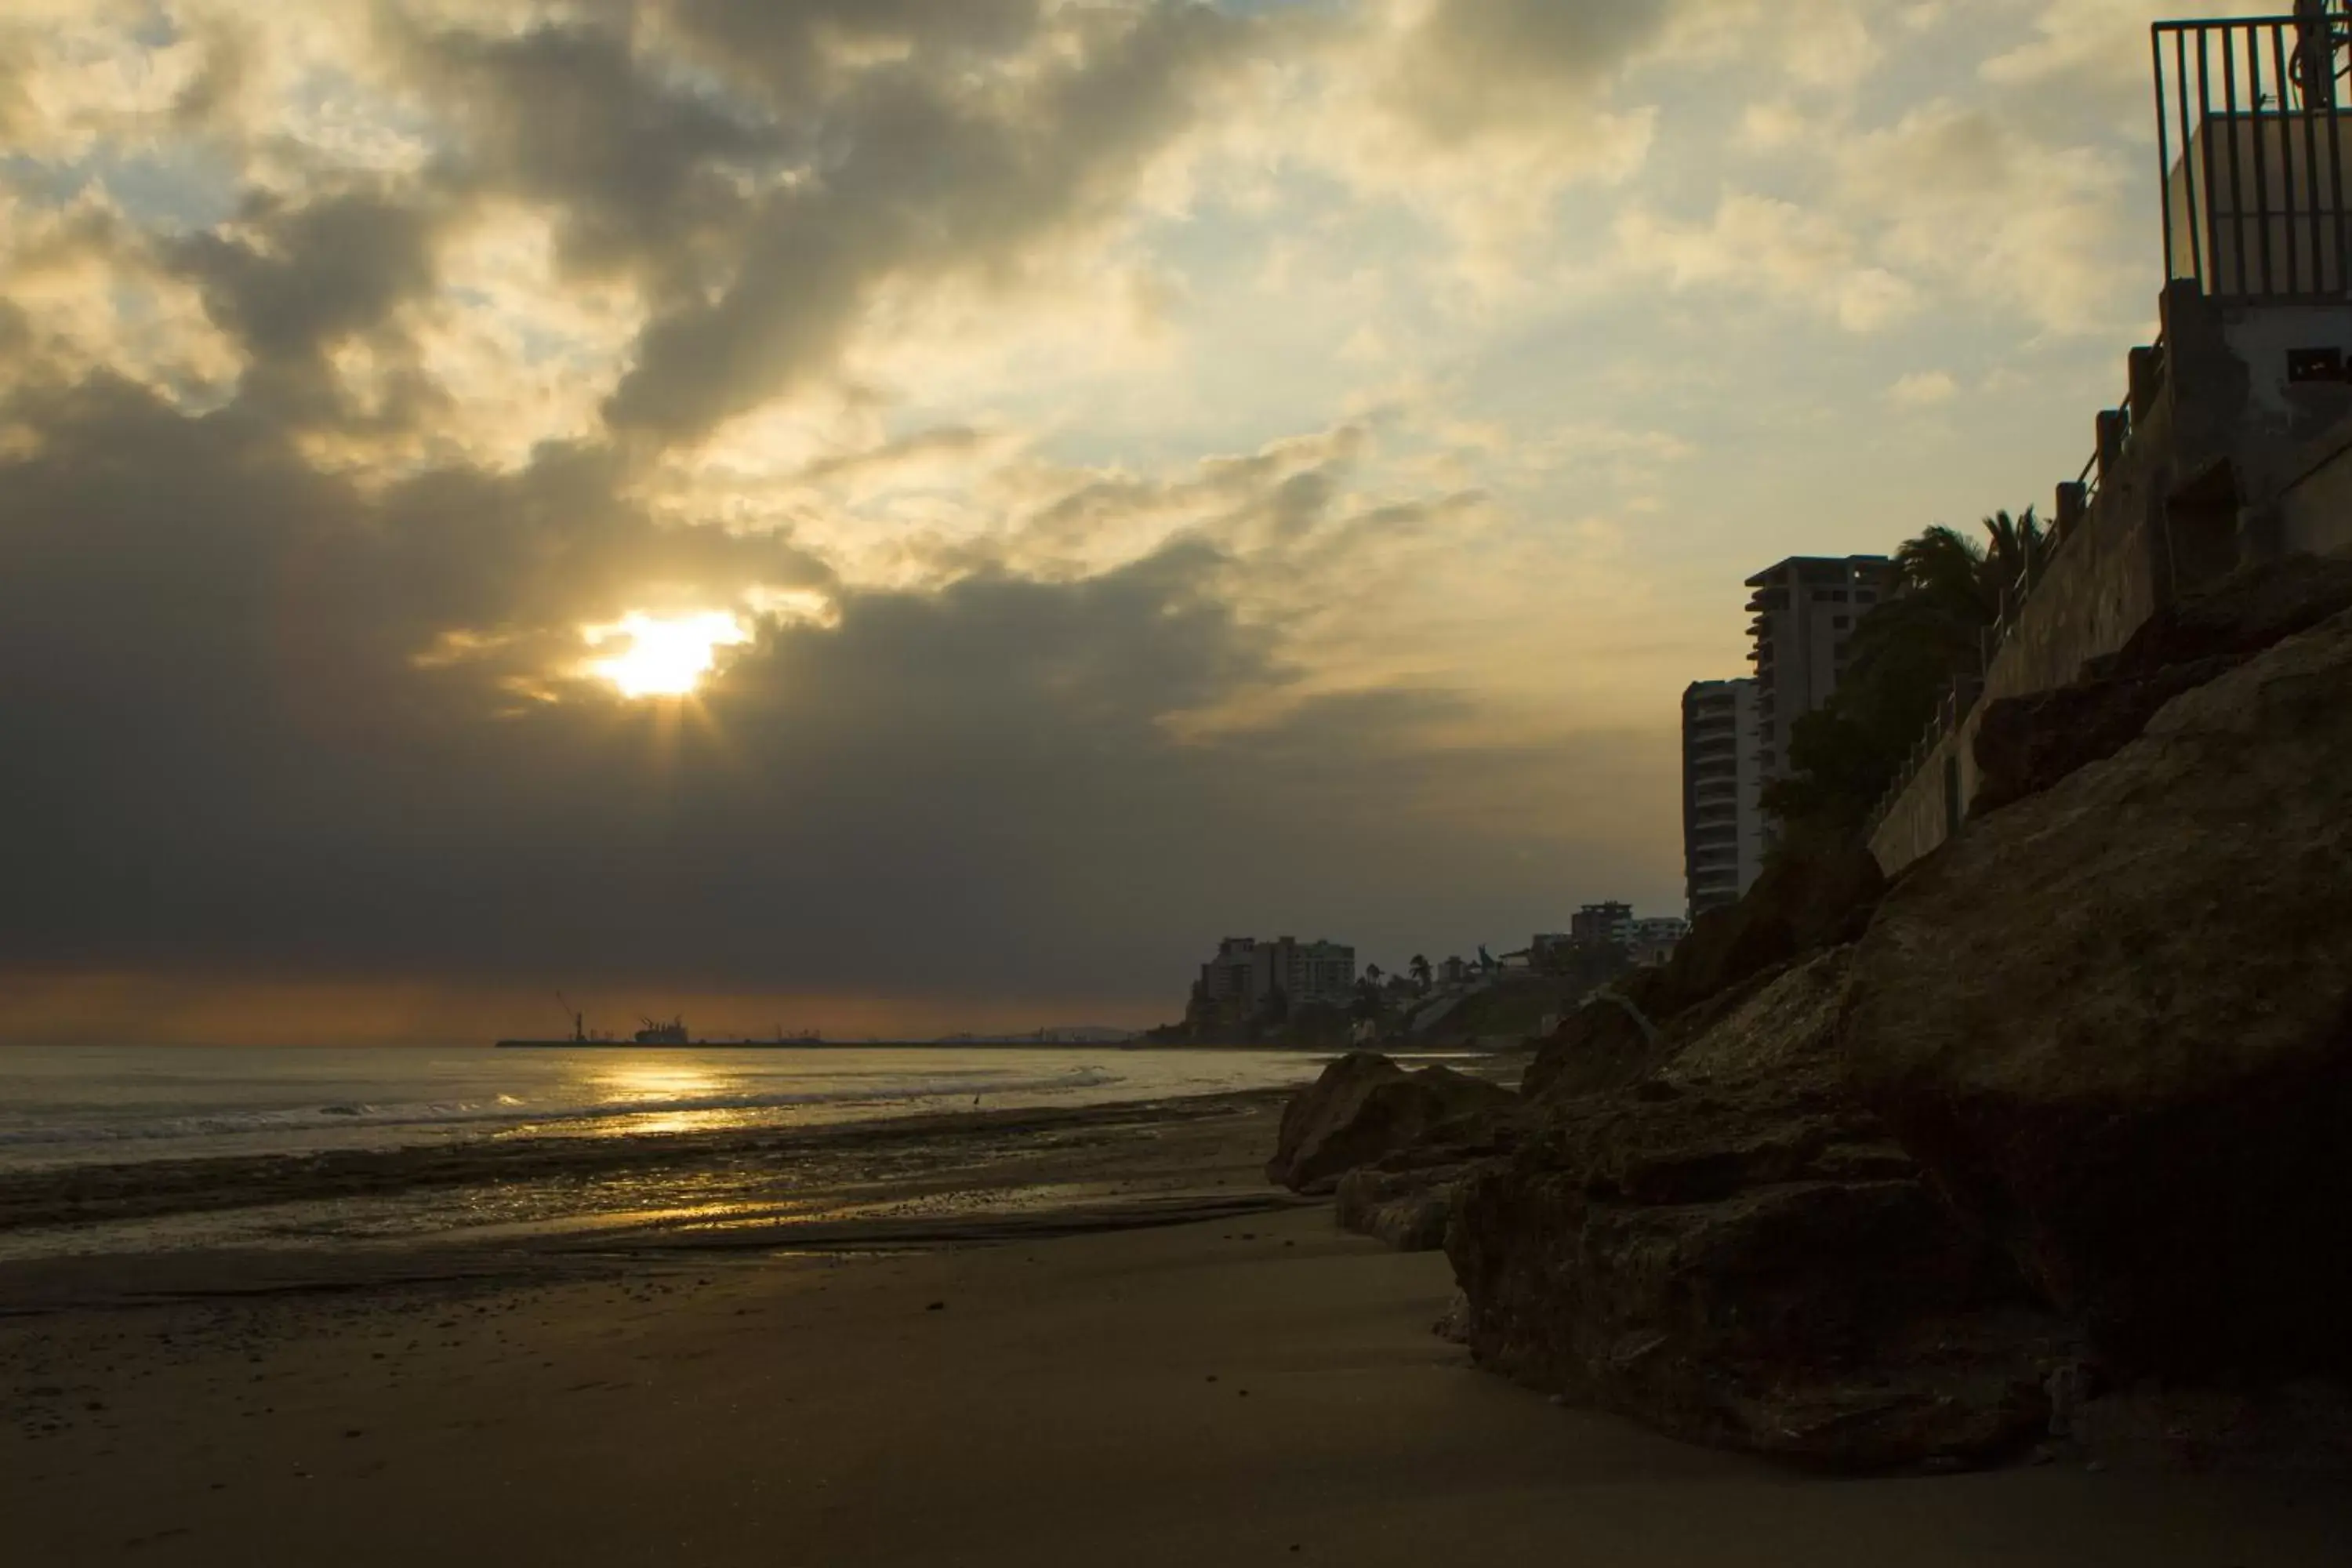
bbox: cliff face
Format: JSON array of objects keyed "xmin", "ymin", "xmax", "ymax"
[
  {"xmin": 1433, "ymin": 566, "xmax": 2352, "ymax": 1469},
  {"xmin": 1842, "ymin": 603, "xmax": 2352, "ymax": 1374},
  {"xmin": 1447, "ymin": 952, "xmax": 2070, "ymax": 1469}
]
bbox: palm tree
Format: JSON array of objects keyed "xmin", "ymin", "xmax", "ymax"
[
  {"xmin": 1409, "ymin": 954, "xmax": 1432, "ymax": 992},
  {"xmin": 1980, "ymin": 508, "xmax": 2050, "ymax": 601},
  {"xmin": 1769, "ymin": 507, "xmax": 2052, "ymax": 836},
  {"xmin": 1889, "ymin": 509, "xmax": 2050, "ymax": 635},
  {"xmin": 1854, "ymin": 508, "xmax": 2052, "ymax": 687}
]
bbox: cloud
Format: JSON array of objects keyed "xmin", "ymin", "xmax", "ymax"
[
  {"xmin": 586, "ymin": 2, "xmax": 1254, "ymax": 442},
  {"xmin": 1835, "ymin": 100, "xmax": 2131, "ymax": 331},
  {"xmin": 1377, "ymin": 0, "xmax": 1678, "ymax": 147},
  {"xmin": 1983, "ymin": 0, "xmax": 2270, "ymax": 98},
  {"xmin": 0, "ymin": 371, "xmax": 1646, "ymax": 1018},
  {"xmin": 1615, "ymin": 192, "xmax": 1918, "ymax": 332},
  {"xmin": 1889, "ymin": 369, "xmax": 1958, "ymax": 408},
  {"xmin": 165, "ymin": 184, "xmax": 451, "ymax": 430}
]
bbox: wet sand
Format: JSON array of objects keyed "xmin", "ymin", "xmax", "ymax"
[{"xmin": 5, "ymin": 1103, "xmax": 2351, "ymax": 1565}]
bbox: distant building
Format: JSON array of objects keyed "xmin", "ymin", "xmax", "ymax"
[
  {"xmin": 1682, "ymin": 678, "xmax": 1766, "ymax": 917},
  {"xmin": 1438, "ymin": 955, "xmax": 1472, "ymax": 986},
  {"xmin": 1629, "ymin": 916, "xmax": 1690, "ymax": 967},
  {"xmin": 1569, "ymin": 902, "xmax": 1635, "ymax": 949},
  {"xmin": 1746, "ymin": 555, "xmax": 1896, "ymax": 804},
  {"xmin": 1193, "ymin": 935, "xmax": 1356, "ymax": 1025}
]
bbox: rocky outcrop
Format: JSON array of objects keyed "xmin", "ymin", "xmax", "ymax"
[
  {"xmin": 1265, "ymin": 1053, "xmax": 1516, "ymax": 1196},
  {"xmin": 1519, "ymin": 842, "xmax": 1884, "ymax": 1105},
  {"xmin": 1519, "ymin": 992, "xmax": 1658, "ymax": 1101},
  {"xmin": 1842, "ymin": 604, "xmax": 2352, "ymax": 1375},
  {"xmin": 1973, "ymin": 552, "xmax": 2352, "ymax": 814},
  {"xmin": 1449, "ymin": 952, "xmax": 2073, "ymax": 1470},
  {"xmin": 1635, "ymin": 840, "xmax": 1884, "ymax": 1022},
  {"xmin": 1334, "ymin": 1164, "xmax": 1468, "ymax": 1252}
]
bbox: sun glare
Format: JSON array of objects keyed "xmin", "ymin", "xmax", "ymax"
[{"xmin": 584, "ymin": 612, "xmax": 750, "ymax": 699}]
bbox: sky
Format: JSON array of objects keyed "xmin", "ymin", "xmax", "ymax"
[{"xmin": 0, "ymin": 0, "xmax": 2251, "ymax": 1044}]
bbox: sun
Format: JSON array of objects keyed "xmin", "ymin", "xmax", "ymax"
[{"xmin": 583, "ymin": 612, "xmax": 750, "ymax": 699}]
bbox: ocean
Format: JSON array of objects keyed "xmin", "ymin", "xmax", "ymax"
[
  {"xmin": 0, "ymin": 1044, "xmax": 1330, "ymax": 1171},
  {"xmin": 0, "ymin": 1044, "xmax": 1338, "ymax": 1262}
]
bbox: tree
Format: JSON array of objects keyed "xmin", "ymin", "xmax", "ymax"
[
  {"xmin": 1408, "ymin": 954, "xmax": 1432, "ymax": 992},
  {"xmin": 1364, "ymin": 963, "xmax": 1385, "ymax": 986},
  {"xmin": 1765, "ymin": 509, "xmax": 2049, "ymax": 839}
]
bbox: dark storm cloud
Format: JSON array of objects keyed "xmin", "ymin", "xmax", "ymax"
[
  {"xmin": 401, "ymin": 17, "xmax": 779, "ymax": 291},
  {"xmin": 371, "ymin": 1, "xmax": 1254, "ymax": 443},
  {"xmin": 0, "ymin": 368, "xmax": 1610, "ymax": 1006},
  {"xmin": 165, "ymin": 186, "xmax": 450, "ymax": 428},
  {"xmin": 608, "ymin": 7, "xmax": 1250, "ymax": 439},
  {"xmin": 405, "ymin": 1, "xmax": 1245, "ymax": 441}
]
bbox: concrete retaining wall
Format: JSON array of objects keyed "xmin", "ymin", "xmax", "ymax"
[
  {"xmin": 1868, "ymin": 415, "xmax": 2173, "ymax": 877},
  {"xmin": 2278, "ymin": 423, "xmax": 2352, "ymax": 558},
  {"xmin": 1866, "ymin": 283, "xmax": 2352, "ymax": 879}
]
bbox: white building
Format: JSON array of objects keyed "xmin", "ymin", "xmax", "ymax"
[
  {"xmin": 1682, "ymin": 679, "xmax": 1765, "ymax": 916},
  {"xmin": 1196, "ymin": 935, "xmax": 1356, "ymax": 1020}
]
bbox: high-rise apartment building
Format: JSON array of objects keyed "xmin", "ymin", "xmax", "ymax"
[
  {"xmin": 1681, "ymin": 678, "xmax": 1763, "ymax": 916},
  {"xmin": 1568, "ymin": 902, "xmax": 1635, "ymax": 948},
  {"xmin": 1746, "ymin": 554, "xmax": 1896, "ymax": 788},
  {"xmin": 1193, "ymin": 936, "xmax": 1356, "ymax": 1025}
]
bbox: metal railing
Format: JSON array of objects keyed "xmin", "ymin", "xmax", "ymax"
[{"xmin": 2155, "ymin": 13, "xmax": 2352, "ymax": 302}]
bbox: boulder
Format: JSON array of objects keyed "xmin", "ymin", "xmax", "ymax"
[
  {"xmin": 1973, "ymin": 553, "xmax": 2352, "ymax": 814},
  {"xmin": 1519, "ymin": 993, "xmax": 1657, "ymax": 1101},
  {"xmin": 1265, "ymin": 1053, "xmax": 1516, "ymax": 1195},
  {"xmin": 1842, "ymin": 604, "xmax": 2352, "ymax": 1375},
  {"xmin": 1448, "ymin": 952, "xmax": 2071, "ymax": 1470},
  {"xmin": 1334, "ymin": 1164, "xmax": 1468, "ymax": 1252}
]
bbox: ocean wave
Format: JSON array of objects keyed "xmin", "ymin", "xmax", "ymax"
[{"xmin": 0, "ymin": 1066, "xmax": 1122, "ymax": 1153}]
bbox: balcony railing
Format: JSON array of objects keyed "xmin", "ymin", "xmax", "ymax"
[{"xmin": 2155, "ymin": 13, "xmax": 2352, "ymax": 302}]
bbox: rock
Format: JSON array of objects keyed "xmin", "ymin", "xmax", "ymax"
[
  {"xmin": 1842, "ymin": 604, "xmax": 2352, "ymax": 1375},
  {"xmin": 1334, "ymin": 1164, "xmax": 1468, "ymax": 1252},
  {"xmin": 1265, "ymin": 1053, "xmax": 1516, "ymax": 1195},
  {"xmin": 1520, "ymin": 994, "xmax": 1657, "ymax": 1100},
  {"xmin": 2067, "ymin": 1378, "xmax": 2352, "ymax": 1474},
  {"xmin": 1449, "ymin": 951, "xmax": 2071, "ymax": 1470},
  {"xmin": 1973, "ymin": 554, "xmax": 2352, "ymax": 814},
  {"xmin": 1646, "ymin": 840, "xmax": 1885, "ymax": 1019},
  {"xmin": 1970, "ymin": 659, "xmax": 2228, "ymax": 816}
]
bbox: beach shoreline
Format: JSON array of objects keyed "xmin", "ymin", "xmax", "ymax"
[
  {"xmin": 5, "ymin": 1072, "xmax": 2352, "ymax": 1566},
  {"xmin": 10, "ymin": 1198, "xmax": 2352, "ymax": 1566}
]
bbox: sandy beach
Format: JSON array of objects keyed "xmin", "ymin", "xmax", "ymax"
[{"xmin": 1, "ymin": 1093, "xmax": 2347, "ymax": 1567}]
